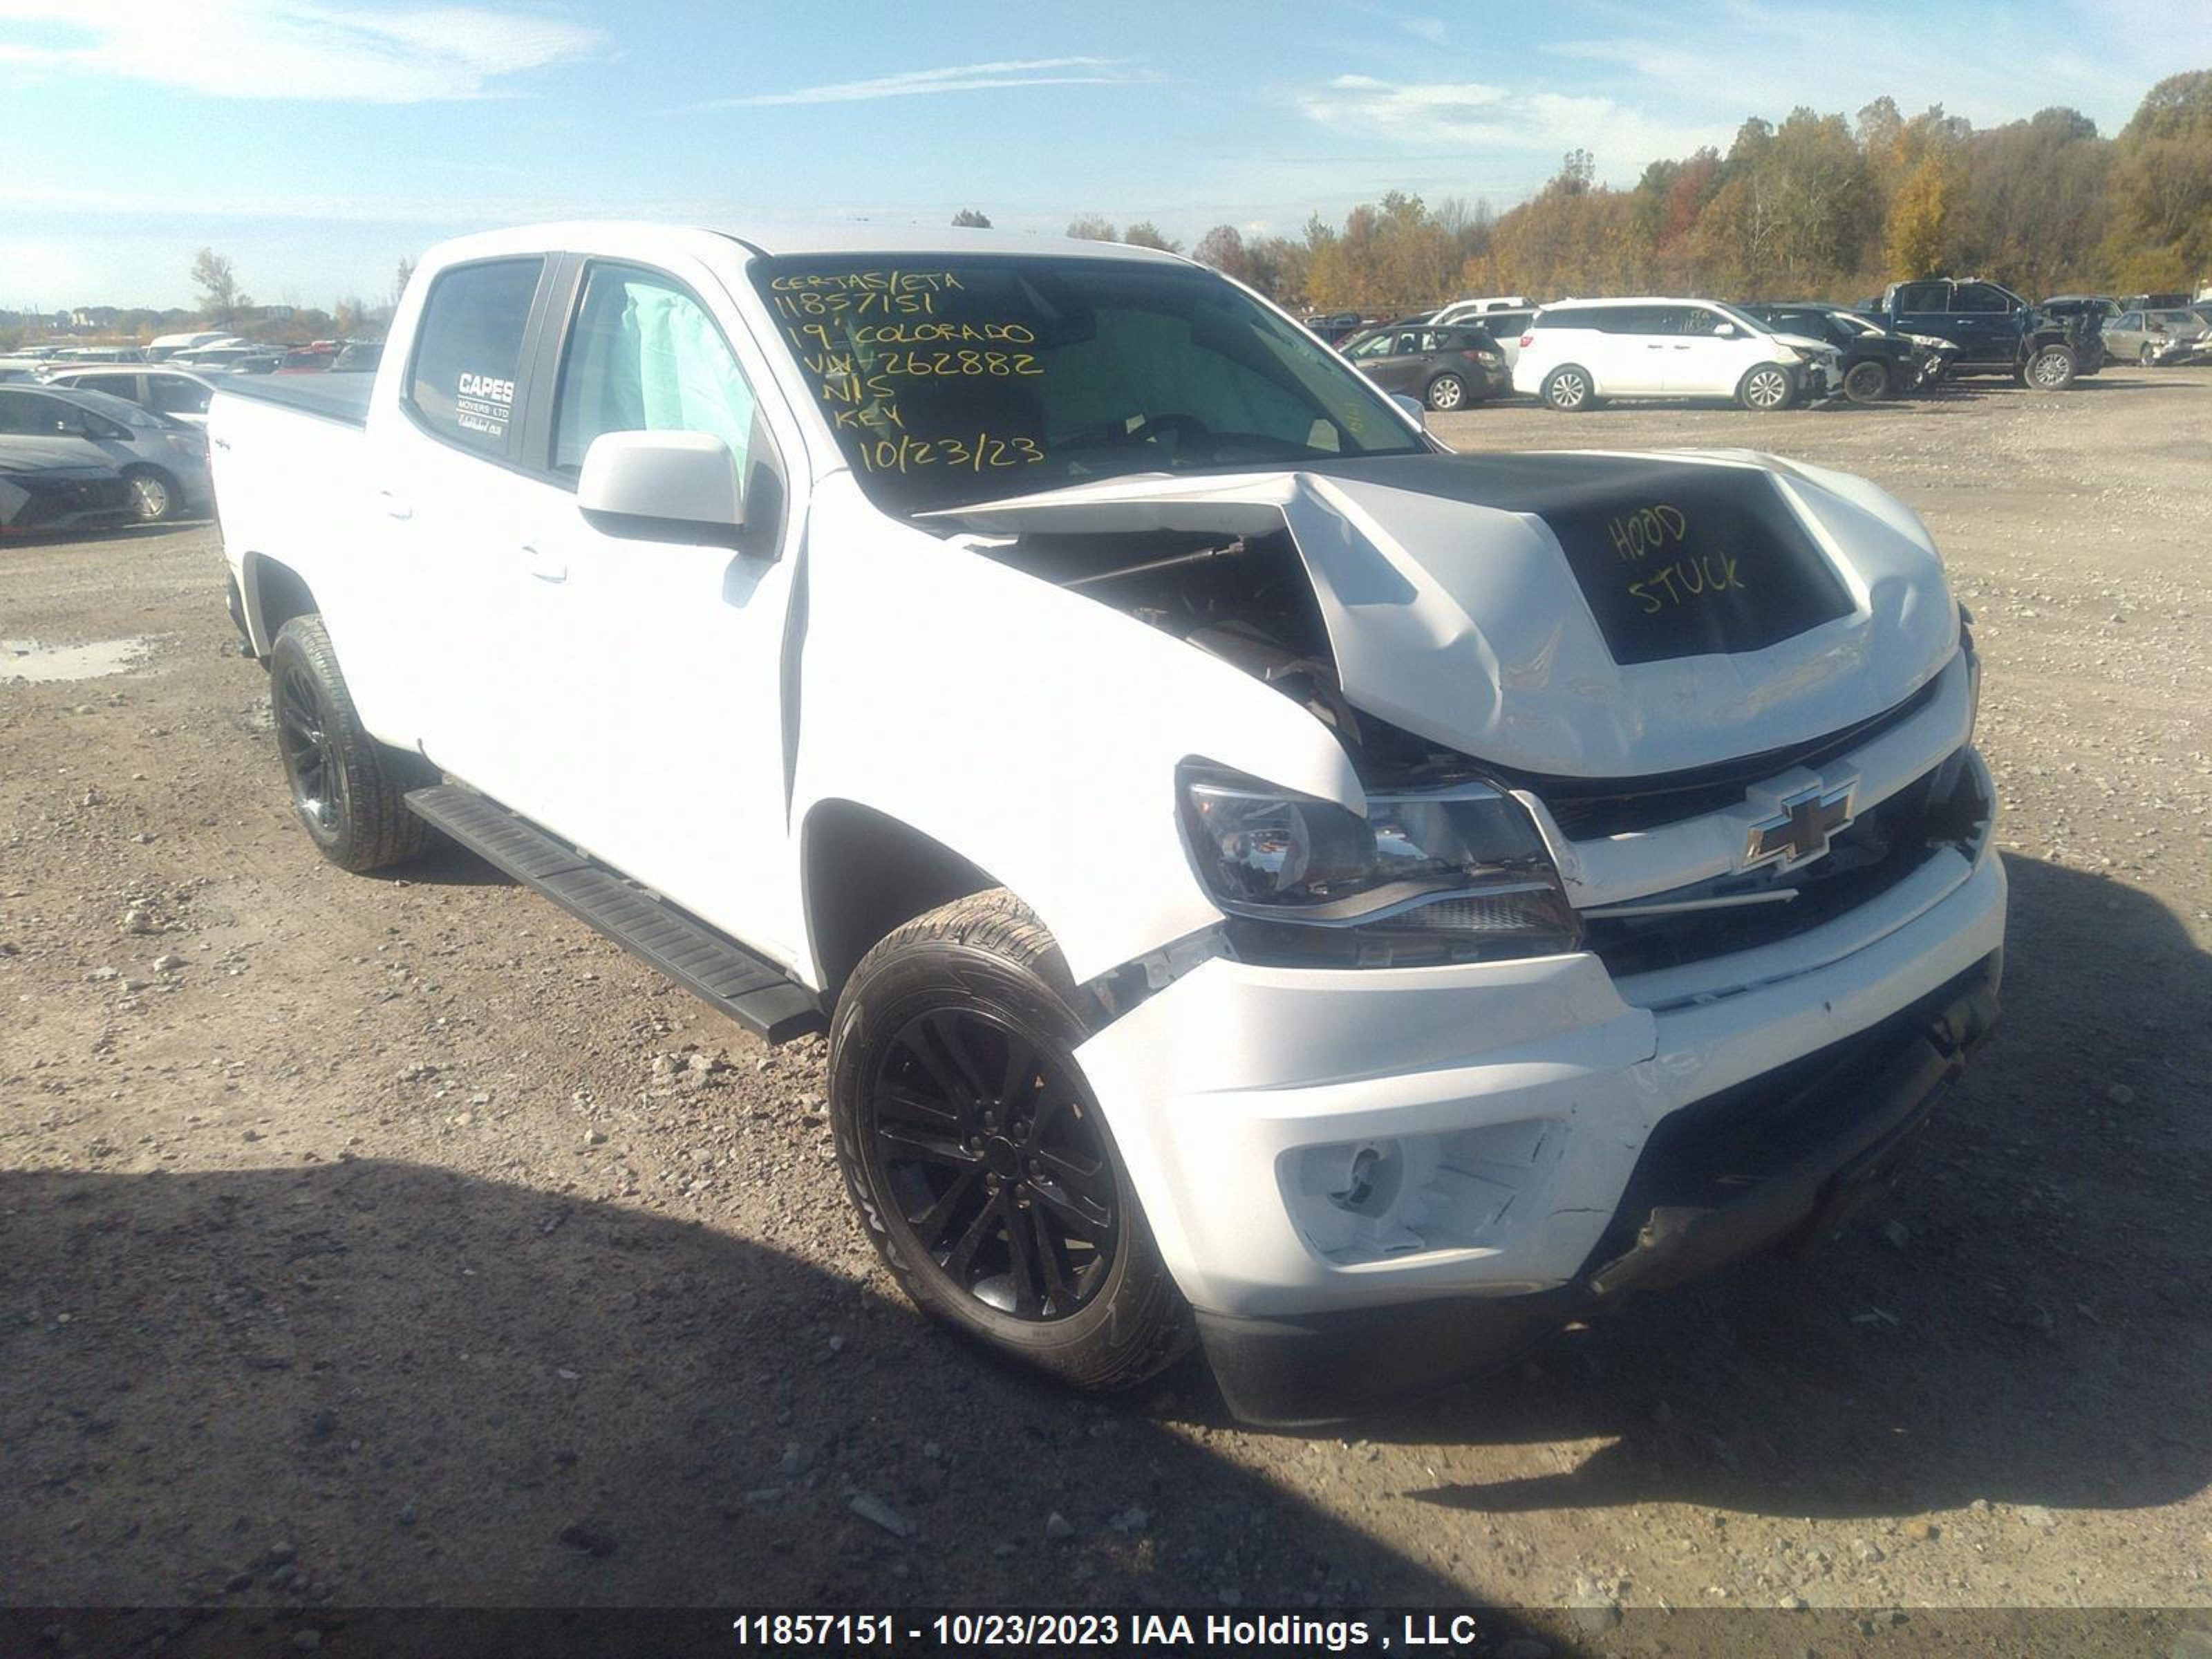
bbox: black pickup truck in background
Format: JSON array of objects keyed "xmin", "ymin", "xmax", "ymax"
[{"xmin": 1860, "ymin": 278, "xmax": 2101, "ymax": 389}]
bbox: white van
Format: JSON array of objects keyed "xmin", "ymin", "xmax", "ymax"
[{"xmin": 1515, "ymin": 298, "xmax": 1842, "ymax": 411}]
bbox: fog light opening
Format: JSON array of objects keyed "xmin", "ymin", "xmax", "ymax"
[{"xmin": 1327, "ymin": 1141, "xmax": 1402, "ymax": 1215}]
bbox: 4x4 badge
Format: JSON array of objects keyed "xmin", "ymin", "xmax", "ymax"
[{"xmin": 1744, "ymin": 782, "xmax": 1855, "ymax": 870}]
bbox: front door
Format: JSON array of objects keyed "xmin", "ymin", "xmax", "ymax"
[{"xmin": 500, "ymin": 256, "xmax": 812, "ymax": 966}]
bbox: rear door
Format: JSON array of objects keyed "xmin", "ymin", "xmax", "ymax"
[
  {"xmin": 1346, "ymin": 329, "xmax": 1423, "ymax": 394},
  {"xmin": 361, "ymin": 254, "xmax": 555, "ymax": 799},
  {"xmin": 1580, "ymin": 306, "xmax": 1661, "ymax": 393}
]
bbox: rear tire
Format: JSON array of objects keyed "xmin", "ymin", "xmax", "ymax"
[
  {"xmin": 1736, "ymin": 364, "xmax": 1796, "ymax": 411},
  {"xmin": 1425, "ymin": 372, "xmax": 1467, "ymax": 411},
  {"xmin": 269, "ymin": 615, "xmax": 436, "ymax": 872},
  {"xmin": 828, "ymin": 890, "xmax": 1193, "ymax": 1394},
  {"xmin": 1842, "ymin": 361, "xmax": 1891, "ymax": 403},
  {"xmin": 1541, "ymin": 366, "xmax": 1594, "ymax": 412}
]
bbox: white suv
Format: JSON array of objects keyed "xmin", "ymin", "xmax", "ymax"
[{"xmin": 1515, "ymin": 298, "xmax": 1841, "ymax": 411}]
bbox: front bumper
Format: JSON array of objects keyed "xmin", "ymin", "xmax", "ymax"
[
  {"xmin": 1197, "ymin": 955, "xmax": 1998, "ymax": 1423},
  {"xmin": 1075, "ymin": 829, "xmax": 2007, "ymax": 1419}
]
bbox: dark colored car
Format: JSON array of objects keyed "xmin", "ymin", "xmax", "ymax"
[
  {"xmin": 1738, "ymin": 303, "xmax": 1924, "ymax": 402},
  {"xmin": 1862, "ymin": 278, "xmax": 2099, "ymax": 387},
  {"xmin": 276, "ymin": 346, "xmax": 337, "ymax": 373},
  {"xmin": 1300, "ymin": 312, "xmax": 1370, "ymax": 346},
  {"xmin": 0, "ymin": 443, "xmax": 135, "ymax": 536},
  {"xmin": 1340, "ymin": 321, "xmax": 1510, "ymax": 410}
]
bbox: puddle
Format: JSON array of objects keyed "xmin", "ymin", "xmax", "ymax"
[{"xmin": 0, "ymin": 636, "xmax": 153, "ymax": 683}]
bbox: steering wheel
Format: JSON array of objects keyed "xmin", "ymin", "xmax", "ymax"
[{"xmin": 1121, "ymin": 413, "xmax": 1208, "ymax": 448}]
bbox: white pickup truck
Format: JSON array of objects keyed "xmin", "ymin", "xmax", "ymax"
[{"xmin": 211, "ymin": 223, "xmax": 2004, "ymax": 1424}]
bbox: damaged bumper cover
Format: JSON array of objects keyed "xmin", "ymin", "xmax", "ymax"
[
  {"xmin": 1074, "ymin": 835, "xmax": 2007, "ymax": 1425},
  {"xmin": 1197, "ymin": 953, "xmax": 1998, "ymax": 1424}
]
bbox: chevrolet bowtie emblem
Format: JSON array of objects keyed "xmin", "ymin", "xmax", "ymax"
[{"xmin": 1744, "ymin": 782, "xmax": 1855, "ymax": 870}]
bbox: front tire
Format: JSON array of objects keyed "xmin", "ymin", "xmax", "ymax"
[
  {"xmin": 123, "ymin": 466, "xmax": 178, "ymax": 523},
  {"xmin": 1737, "ymin": 364, "xmax": 1796, "ymax": 411},
  {"xmin": 1425, "ymin": 372, "xmax": 1467, "ymax": 411},
  {"xmin": 828, "ymin": 890, "xmax": 1192, "ymax": 1394},
  {"xmin": 1842, "ymin": 361, "xmax": 1891, "ymax": 403},
  {"xmin": 1541, "ymin": 365, "xmax": 1595, "ymax": 412},
  {"xmin": 2024, "ymin": 344, "xmax": 2077, "ymax": 390},
  {"xmin": 268, "ymin": 616, "xmax": 435, "ymax": 872}
]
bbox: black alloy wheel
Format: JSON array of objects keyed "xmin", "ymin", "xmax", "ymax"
[
  {"xmin": 867, "ymin": 1005, "xmax": 1119, "ymax": 1321},
  {"xmin": 274, "ymin": 657, "xmax": 346, "ymax": 837}
]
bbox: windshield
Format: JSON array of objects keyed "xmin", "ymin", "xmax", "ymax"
[{"xmin": 750, "ymin": 254, "xmax": 1425, "ymax": 513}]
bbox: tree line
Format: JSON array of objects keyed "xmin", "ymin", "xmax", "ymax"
[{"xmin": 981, "ymin": 70, "xmax": 2212, "ymax": 315}]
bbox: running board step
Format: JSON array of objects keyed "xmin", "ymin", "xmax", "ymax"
[{"xmin": 404, "ymin": 785, "xmax": 823, "ymax": 1044}]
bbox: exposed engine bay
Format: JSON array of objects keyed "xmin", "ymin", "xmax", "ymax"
[{"xmin": 982, "ymin": 527, "xmax": 1473, "ymax": 789}]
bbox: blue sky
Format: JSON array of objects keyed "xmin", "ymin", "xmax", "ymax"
[{"xmin": 2, "ymin": 0, "xmax": 2204, "ymax": 310}]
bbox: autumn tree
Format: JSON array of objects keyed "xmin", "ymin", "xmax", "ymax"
[
  {"xmin": 1065, "ymin": 214, "xmax": 1117, "ymax": 241},
  {"xmin": 1121, "ymin": 222, "xmax": 1179, "ymax": 252},
  {"xmin": 191, "ymin": 247, "xmax": 249, "ymax": 325},
  {"xmin": 950, "ymin": 208, "xmax": 993, "ymax": 227},
  {"xmin": 2102, "ymin": 71, "xmax": 2212, "ymax": 290},
  {"xmin": 1192, "ymin": 224, "xmax": 1252, "ymax": 283}
]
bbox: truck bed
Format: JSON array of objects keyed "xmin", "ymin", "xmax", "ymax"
[{"xmin": 212, "ymin": 372, "xmax": 374, "ymax": 429}]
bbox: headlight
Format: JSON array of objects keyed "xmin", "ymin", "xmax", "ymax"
[{"xmin": 1179, "ymin": 765, "xmax": 1582, "ymax": 966}]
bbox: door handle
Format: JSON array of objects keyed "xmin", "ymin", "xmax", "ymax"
[
  {"xmin": 377, "ymin": 489, "xmax": 412, "ymax": 521},
  {"xmin": 522, "ymin": 543, "xmax": 568, "ymax": 583}
]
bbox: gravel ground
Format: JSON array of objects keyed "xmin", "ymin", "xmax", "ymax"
[{"xmin": 2, "ymin": 367, "xmax": 2208, "ymax": 1647}]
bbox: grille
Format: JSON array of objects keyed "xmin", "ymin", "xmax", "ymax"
[
  {"xmin": 1528, "ymin": 676, "xmax": 1944, "ymax": 838},
  {"xmin": 1584, "ymin": 748, "xmax": 1989, "ymax": 980}
]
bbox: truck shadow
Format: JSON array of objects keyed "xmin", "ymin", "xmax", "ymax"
[
  {"xmin": 1363, "ymin": 852, "xmax": 2212, "ymax": 1521},
  {"xmin": 0, "ymin": 1160, "xmax": 1451, "ymax": 1614}
]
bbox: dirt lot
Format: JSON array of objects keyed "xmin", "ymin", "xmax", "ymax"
[{"xmin": 3, "ymin": 368, "xmax": 2209, "ymax": 1648}]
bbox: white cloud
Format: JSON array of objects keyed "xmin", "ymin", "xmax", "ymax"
[
  {"xmin": 0, "ymin": 0, "xmax": 599, "ymax": 101},
  {"xmin": 1293, "ymin": 74, "xmax": 1734, "ymax": 177},
  {"xmin": 699, "ymin": 56, "xmax": 1157, "ymax": 109}
]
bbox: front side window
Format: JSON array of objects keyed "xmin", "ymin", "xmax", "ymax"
[
  {"xmin": 1953, "ymin": 283, "xmax": 2012, "ymax": 314},
  {"xmin": 0, "ymin": 391, "xmax": 86, "ymax": 435},
  {"xmin": 406, "ymin": 257, "xmax": 543, "ymax": 455},
  {"xmin": 552, "ymin": 263, "xmax": 757, "ymax": 476},
  {"xmin": 753, "ymin": 254, "xmax": 1423, "ymax": 514}
]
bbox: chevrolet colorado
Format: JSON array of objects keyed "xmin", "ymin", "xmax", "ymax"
[{"xmin": 210, "ymin": 224, "xmax": 2005, "ymax": 1423}]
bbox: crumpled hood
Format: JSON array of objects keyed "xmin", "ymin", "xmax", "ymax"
[{"xmin": 935, "ymin": 449, "xmax": 1959, "ymax": 779}]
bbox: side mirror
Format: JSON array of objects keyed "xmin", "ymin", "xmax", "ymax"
[
  {"xmin": 1390, "ymin": 393, "xmax": 1428, "ymax": 429},
  {"xmin": 1713, "ymin": 321, "xmax": 1738, "ymax": 337},
  {"xmin": 577, "ymin": 429, "xmax": 745, "ymax": 546}
]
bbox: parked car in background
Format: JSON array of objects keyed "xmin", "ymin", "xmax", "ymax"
[
  {"xmin": 1738, "ymin": 303, "xmax": 1924, "ymax": 402},
  {"xmin": 174, "ymin": 344, "xmax": 282, "ymax": 373},
  {"xmin": 50, "ymin": 346, "xmax": 148, "ymax": 366},
  {"xmin": 147, "ymin": 330, "xmax": 240, "ymax": 361},
  {"xmin": 1342, "ymin": 321, "xmax": 1510, "ymax": 409},
  {"xmin": 277, "ymin": 346, "xmax": 338, "ymax": 373},
  {"xmin": 0, "ymin": 383, "xmax": 211, "ymax": 522},
  {"xmin": 1863, "ymin": 279, "xmax": 2093, "ymax": 386},
  {"xmin": 40, "ymin": 366, "xmax": 220, "ymax": 427},
  {"xmin": 1516, "ymin": 298, "xmax": 1841, "ymax": 411},
  {"xmin": 328, "ymin": 341, "xmax": 384, "ymax": 373},
  {"xmin": 0, "ymin": 442, "xmax": 135, "ymax": 536},
  {"xmin": 1429, "ymin": 294, "xmax": 1533, "ymax": 323},
  {"xmin": 2101, "ymin": 307, "xmax": 2211, "ymax": 366},
  {"xmin": 1301, "ymin": 312, "xmax": 1374, "ymax": 345},
  {"xmin": 2117, "ymin": 292, "xmax": 2192, "ymax": 312}
]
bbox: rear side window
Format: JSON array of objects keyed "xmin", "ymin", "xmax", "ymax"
[
  {"xmin": 406, "ymin": 257, "xmax": 543, "ymax": 455},
  {"xmin": 148, "ymin": 375, "xmax": 213, "ymax": 417}
]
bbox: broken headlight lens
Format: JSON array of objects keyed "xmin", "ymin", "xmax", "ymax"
[{"xmin": 1179, "ymin": 766, "xmax": 1583, "ymax": 965}]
